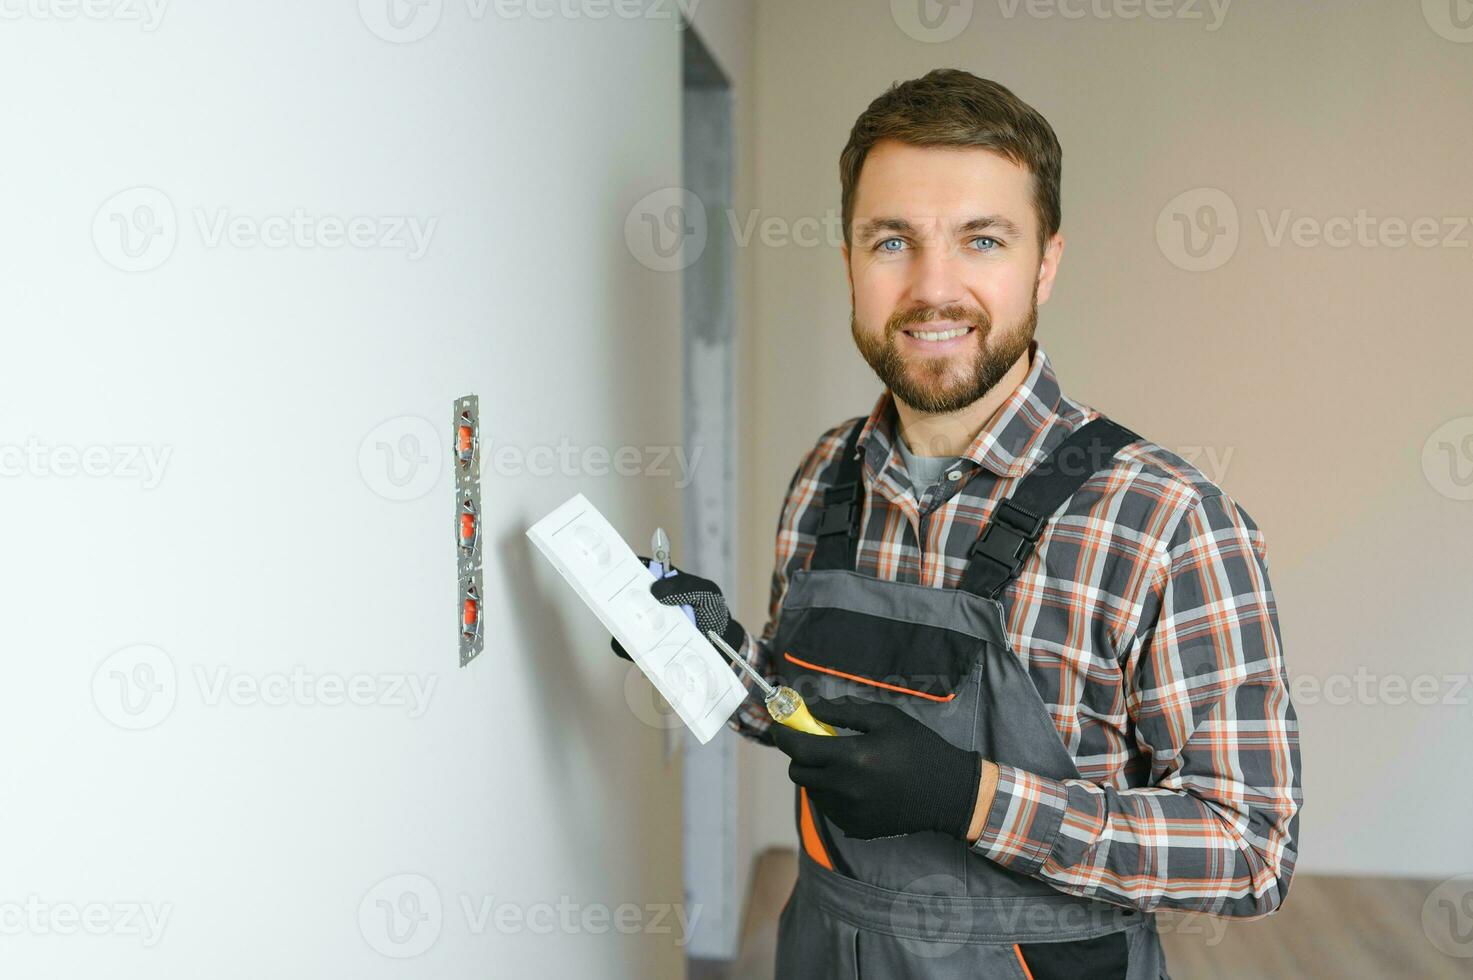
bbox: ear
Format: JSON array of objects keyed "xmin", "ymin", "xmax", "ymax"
[{"xmin": 1035, "ymin": 231, "xmax": 1065, "ymax": 306}]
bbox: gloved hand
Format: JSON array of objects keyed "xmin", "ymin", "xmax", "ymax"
[
  {"xmin": 770, "ymin": 696, "xmax": 983, "ymax": 841},
  {"xmin": 610, "ymin": 559, "xmax": 748, "ymax": 661}
]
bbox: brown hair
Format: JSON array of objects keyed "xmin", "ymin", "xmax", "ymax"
[{"xmin": 840, "ymin": 69, "xmax": 1062, "ymax": 257}]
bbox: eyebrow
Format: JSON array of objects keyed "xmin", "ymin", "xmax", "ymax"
[{"xmin": 855, "ymin": 215, "xmax": 1024, "ymax": 242}]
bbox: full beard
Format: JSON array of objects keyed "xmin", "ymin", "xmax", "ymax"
[{"xmin": 850, "ymin": 293, "xmax": 1037, "ymax": 415}]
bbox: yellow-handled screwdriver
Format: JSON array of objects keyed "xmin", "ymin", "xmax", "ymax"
[{"xmin": 705, "ymin": 630, "xmax": 836, "ymax": 736}]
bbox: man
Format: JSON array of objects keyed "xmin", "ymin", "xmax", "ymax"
[{"xmin": 616, "ymin": 68, "xmax": 1301, "ymax": 979}]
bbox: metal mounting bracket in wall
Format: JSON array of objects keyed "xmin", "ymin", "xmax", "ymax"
[{"xmin": 454, "ymin": 394, "xmax": 485, "ymax": 666}]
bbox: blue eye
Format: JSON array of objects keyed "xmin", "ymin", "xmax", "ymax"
[{"xmin": 873, "ymin": 236, "xmax": 1000, "ymax": 253}]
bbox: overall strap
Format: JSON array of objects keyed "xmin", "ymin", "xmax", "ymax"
[
  {"xmin": 959, "ymin": 416, "xmax": 1140, "ymax": 599},
  {"xmin": 808, "ymin": 418, "xmax": 867, "ymax": 571}
]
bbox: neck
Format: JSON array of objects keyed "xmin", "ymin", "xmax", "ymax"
[{"xmin": 894, "ymin": 344, "xmax": 1033, "ymax": 457}]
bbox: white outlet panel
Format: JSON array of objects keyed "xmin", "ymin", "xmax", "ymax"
[{"xmin": 525, "ymin": 493, "xmax": 745, "ymax": 744}]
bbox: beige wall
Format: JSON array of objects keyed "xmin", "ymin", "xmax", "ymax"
[{"xmin": 735, "ymin": 0, "xmax": 1473, "ymax": 877}]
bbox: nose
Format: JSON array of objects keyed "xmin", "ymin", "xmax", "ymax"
[{"xmin": 905, "ymin": 238, "xmax": 969, "ymax": 315}]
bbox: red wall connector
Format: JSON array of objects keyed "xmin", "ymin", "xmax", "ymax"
[
  {"xmin": 461, "ymin": 583, "xmax": 480, "ymax": 642},
  {"xmin": 456, "ymin": 418, "xmax": 475, "ymax": 466},
  {"xmin": 458, "ymin": 498, "xmax": 479, "ymax": 555}
]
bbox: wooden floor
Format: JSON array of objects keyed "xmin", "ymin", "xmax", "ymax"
[{"xmin": 689, "ymin": 849, "xmax": 1473, "ymax": 980}]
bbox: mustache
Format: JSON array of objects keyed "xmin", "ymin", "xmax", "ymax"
[{"xmin": 888, "ymin": 306, "xmax": 989, "ymax": 333}]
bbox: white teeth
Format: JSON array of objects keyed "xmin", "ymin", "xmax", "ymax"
[{"xmin": 906, "ymin": 327, "xmax": 971, "ymax": 341}]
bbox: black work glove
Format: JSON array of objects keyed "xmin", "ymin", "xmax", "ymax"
[
  {"xmin": 610, "ymin": 559, "xmax": 748, "ymax": 661},
  {"xmin": 770, "ymin": 696, "xmax": 983, "ymax": 841}
]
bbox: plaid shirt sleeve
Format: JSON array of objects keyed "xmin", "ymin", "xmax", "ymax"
[{"xmin": 969, "ymin": 490, "xmax": 1303, "ymax": 918}]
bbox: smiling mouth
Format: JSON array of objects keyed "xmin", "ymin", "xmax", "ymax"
[{"xmin": 901, "ymin": 325, "xmax": 975, "ymax": 342}]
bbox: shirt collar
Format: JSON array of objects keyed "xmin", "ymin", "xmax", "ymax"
[{"xmin": 856, "ymin": 338, "xmax": 1065, "ymax": 480}]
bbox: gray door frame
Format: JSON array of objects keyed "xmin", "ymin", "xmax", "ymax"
[{"xmin": 679, "ymin": 22, "xmax": 740, "ymax": 962}]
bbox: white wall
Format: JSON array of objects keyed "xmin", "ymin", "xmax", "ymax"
[
  {"xmin": 736, "ymin": 0, "xmax": 1473, "ymax": 878},
  {"xmin": 0, "ymin": 2, "xmax": 753, "ymax": 976}
]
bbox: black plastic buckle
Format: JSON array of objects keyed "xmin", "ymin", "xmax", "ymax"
[
  {"xmin": 816, "ymin": 481, "xmax": 858, "ymax": 536},
  {"xmin": 970, "ymin": 500, "xmax": 1046, "ymax": 578}
]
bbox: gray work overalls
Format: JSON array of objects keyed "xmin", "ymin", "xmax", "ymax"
[{"xmin": 771, "ymin": 416, "xmax": 1170, "ymax": 979}]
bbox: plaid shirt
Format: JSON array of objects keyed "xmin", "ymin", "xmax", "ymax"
[{"xmin": 729, "ymin": 339, "xmax": 1302, "ymax": 918}]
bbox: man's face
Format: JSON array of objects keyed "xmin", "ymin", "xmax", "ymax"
[{"xmin": 844, "ymin": 140, "xmax": 1063, "ymax": 415}]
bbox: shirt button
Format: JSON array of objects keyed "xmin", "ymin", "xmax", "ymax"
[{"xmin": 946, "ymin": 470, "xmax": 961, "ymax": 481}]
